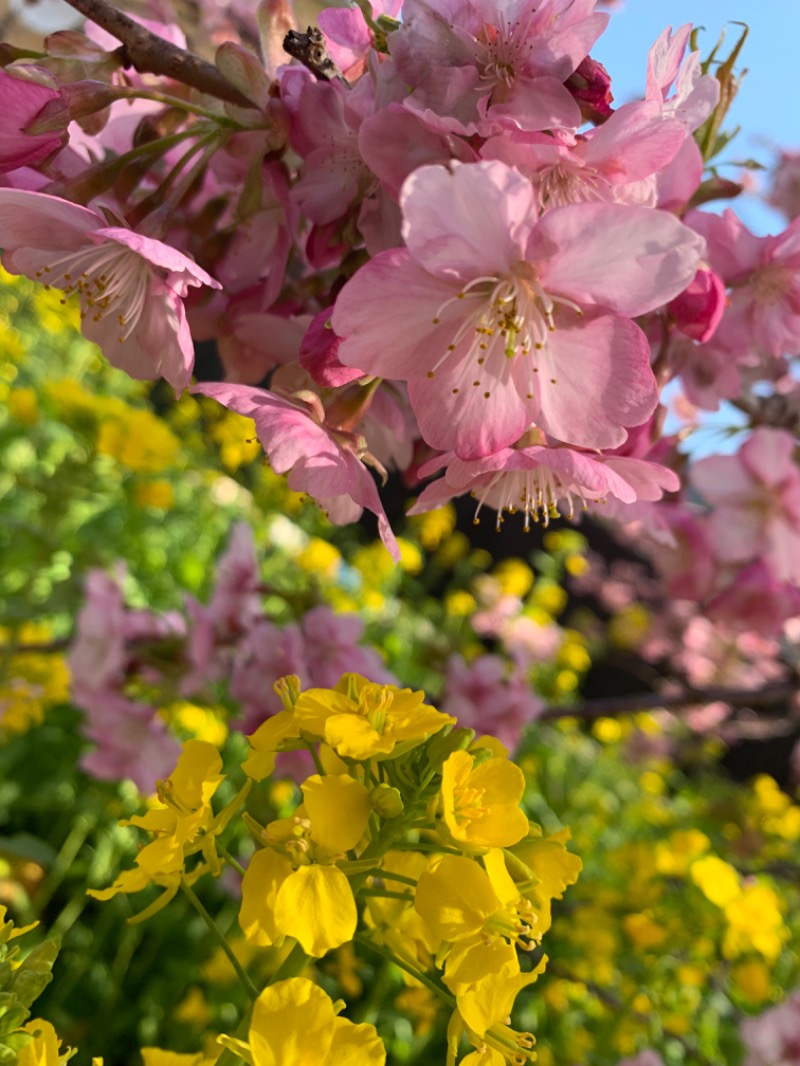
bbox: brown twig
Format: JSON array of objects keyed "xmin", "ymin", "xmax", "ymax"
[
  {"xmin": 61, "ymin": 0, "xmax": 254, "ymax": 107},
  {"xmin": 540, "ymin": 682, "xmax": 798, "ymax": 721}
]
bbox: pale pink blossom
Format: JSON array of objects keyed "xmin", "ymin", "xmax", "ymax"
[
  {"xmin": 409, "ymin": 436, "xmax": 679, "ymax": 531},
  {"xmin": 0, "ymin": 189, "xmax": 219, "ymax": 390},
  {"xmin": 482, "ymin": 100, "xmax": 686, "ymax": 210},
  {"xmin": 208, "ymin": 522, "xmax": 263, "ymax": 638},
  {"xmin": 442, "ymin": 653, "xmax": 542, "ymax": 752},
  {"xmin": 645, "ymin": 24, "xmax": 719, "ymax": 132},
  {"xmin": 191, "ymin": 382, "xmax": 401, "ymax": 560},
  {"xmin": 0, "ymin": 68, "xmax": 67, "ymax": 174},
  {"xmin": 688, "ymin": 208, "xmax": 800, "ymax": 359},
  {"xmin": 334, "ymin": 161, "xmax": 703, "ymax": 458},
  {"xmin": 388, "ymin": 0, "xmax": 607, "ymax": 136},
  {"xmin": 618, "ymin": 1054, "xmax": 665, "ymax": 1066},
  {"xmin": 690, "ymin": 428, "xmax": 800, "ymax": 584},
  {"xmin": 707, "ymin": 561, "xmax": 800, "ymax": 637},
  {"xmin": 769, "ymin": 151, "xmax": 800, "ymax": 221},
  {"xmin": 69, "ymin": 568, "xmax": 129, "ymax": 698}
]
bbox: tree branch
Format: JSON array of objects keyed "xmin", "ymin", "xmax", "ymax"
[
  {"xmin": 540, "ymin": 682, "xmax": 798, "ymax": 721},
  {"xmin": 61, "ymin": 0, "xmax": 254, "ymax": 107}
]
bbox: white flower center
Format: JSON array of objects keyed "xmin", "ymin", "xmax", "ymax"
[
  {"xmin": 470, "ymin": 464, "xmax": 596, "ymax": 532},
  {"xmin": 36, "ymin": 240, "xmax": 152, "ymax": 342},
  {"xmin": 428, "ymin": 268, "xmax": 582, "ymax": 400}
]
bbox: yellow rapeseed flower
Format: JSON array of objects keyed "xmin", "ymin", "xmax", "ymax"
[
  {"xmin": 437, "ymin": 750, "xmax": 529, "ymax": 851},
  {"xmin": 97, "ymin": 408, "xmax": 181, "ymax": 472},
  {"xmin": 219, "ymin": 978, "xmax": 385, "ymax": 1066},
  {"xmin": 293, "ymin": 674, "xmax": 455, "ymax": 761}
]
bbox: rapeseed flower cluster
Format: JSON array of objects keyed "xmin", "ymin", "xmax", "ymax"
[{"xmin": 85, "ymin": 673, "xmax": 582, "ymax": 1065}]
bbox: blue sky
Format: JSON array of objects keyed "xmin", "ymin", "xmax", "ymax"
[{"xmin": 593, "ymin": 0, "xmax": 800, "ymax": 236}]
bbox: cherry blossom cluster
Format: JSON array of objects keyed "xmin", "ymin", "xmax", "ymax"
[{"xmin": 0, "ymin": 4, "xmax": 798, "ymax": 616}]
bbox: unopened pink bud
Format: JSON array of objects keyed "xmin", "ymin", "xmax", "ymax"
[
  {"xmin": 667, "ymin": 267, "xmax": 726, "ymax": 343},
  {"xmin": 566, "ymin": 56, "xmax": 614, "ymax": 123}
]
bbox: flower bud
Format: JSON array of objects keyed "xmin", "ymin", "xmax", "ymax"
[
  {"xmin": 369, "ymin": 783, "xmax": 404, "ymax": 819},
  {"xmin": 424, "ymin": 726, "xmax": 475, "ymax": 773}
]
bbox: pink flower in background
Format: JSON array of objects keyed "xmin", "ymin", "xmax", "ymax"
[
  {"xmin": 208, "ymin": 522, "xmax": 263, "ymax": 638},
  {"xmin": 69, "ymin": 569, "xmax": 129, "ymax": 699},
  {"xmin": 707, "ymin": 561, "xmax": 800, "ymax": 638},
  {"xmin": 618, "ymin": 1054, "xmax": 665, "ymax": 1066},
  {"xmin": 689, "ymin": 208, "xmax": 800, "ymax": 359},
  {"xmin": 741, "ymin": 991, "xmax": 800, "ymax": 1066},
  {"xmin": 667, "ymin": 266, "xmax": 726, "ymax": 342},
  {"xmin": 691, "ymin": 427, "xmax": 800, "ymax": 584},
  {"xmin": 0, "ymin": 69, "xmax": 67, "ymax": 174},
  {"xmin": 0, "ymin": 189, "xmax": 219, "ymax": 391},
  {"xmin": 80, "ymin": 692, "xmax": 181, "ymax": 794},
  {"xmin": 769, "ymin": 151, "xmax": 800, "ymax": 221},
  {"xmin": 301, "ymin": 606, "xmax": 394, "ymax": 689},
  {"xmin": 231, "ymin": 619, "xmax": 309, "ymax": 730},
  {"xmin": 192, "ymin": 382, "xmax": 401, "ymax": 560},
  {"xmin": 334, "ymin": 161, "xmax": 702, "ymax": 458},
  {"xmin": 442, "ymin": 653, "xmax": 542, "ymax": 752}
]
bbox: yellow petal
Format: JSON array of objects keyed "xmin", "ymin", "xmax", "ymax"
[
  {"xmin": 302, "ymin": 775, "xmax": 371, "ymax": 854},
  {"xmin": 327, "ymin": 1017, "xmax": 386, "ymax": 1066},
  {"xmin": 324, "ymin": 714, "xmax": 394, "ymax": 759},
  {"xmin": 275, "ymin": 865, "xmax": 357, "ymax": 957},
  {"xmin": 168, "ymin": 739, "xmax": 224, "ymax": 808},
  {"xmin": 249, "ymin": 978, "xmax": 335, "ymax": 1066},
  {"xmin": 239, "ymin": 848, "xmax": 293, "ymax": 947},
  {"xmin": 415, "ymin": 856, "xmax": 498, "ymax": 942}
]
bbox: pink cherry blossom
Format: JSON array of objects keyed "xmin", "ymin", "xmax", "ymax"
[
  {"xmin": 231, "ymin": 619, "xmax": 309, "ymax": 730},
  {"xmin": 688, "ymin": 208, "xmax": 800, "ymax": 359},
  {"xmin": 707, "ymin": 561, "xmax": 800, "ymax": 638},
  {"xmin": 388, "ymin": 0, "xmax": 606, "ymax": 136},
  {"xmin": 690, "ymin": 427, "xmax": 800, "ymax": 584},
  {"xmin": 191, "ymin": 382, "xmax": 401, "ymax": 560},
  {"xmin": 0, "ymin": 189, "xmax": 219, "ymax": 391},
  {"xmin": 442, "ymin": 653, "xmax": 542, "ymax": 752},
  {"xmin": 80, "ymin": 691, "xmax": 181, "ymax": 793},
  {"xmin": 334, "ymin": 161, "xmax": 703, "ymax": 458},
  {"xmin": 0, "ymin": 68, "xmax": 67, "ymax": 175},
  {"xmin": 482, "ymin": 100, "xmax": 686, "ymax": 210},
  {"xmin": 645, "ymin": 24, "xmax": 719, "ymax": 132},
  {"xmin": 409, "ymin": 430, "xmax": 679, "ymax": 530}
]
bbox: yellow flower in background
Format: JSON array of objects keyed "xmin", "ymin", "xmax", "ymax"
[
  {"xmin": 493, "ymin": 559, "xmax": 534, "ymax": 598},
  {"xmin": 0, "ymin": 627, "xmax": 71, "ymax": 738},
  {"xmin": 7, "ymin": 387, "xmax": 38, "ymax": 424},
  {"xmin": 438, "ymin": 750, "xmax": 529, "ymax": 851},
  {"xmin": 723, "ymin": 883, "xmax": 787, "ymax": 961},
  {"xmin": 208, "ymin": 408, "xmax": 261, "ymax": 470},
  {"xmin": 135, "ymin": 480, "xmax": 175, "ymax": 510},
  {"xmin": 656, "ymin": 829, "xmax": 710, "ymax": 877},
  {"xmin": 294, "ymin": 675, "xmax": 456, "ymax": 761},
  {"xmin": 623, "ymin": 912, "xmax": 668, "ymax": 950},
  {"xmin": 731, "ymin": 959, "xmax": 772, "ymax": 1004},
  {"xmin": 219, "ymin": 978, "xmax": 386, "ymax": 1066},
  {"xmin": 444, "ymin": 591, "xmax": 477, "ymax": 617},
  {"xmin": 97, "ymin": 407, "xmax": 181, "ymax": 472},
  {"xmin": 165, "ymin": 702, "xmax": 228, "ymax": 748},
  {"xmin": 397, "ymin": 538, "xmax": 423, "ymax": 575},
  {"xmin": 690, "ymin": 855, "xmax": 741, "ymax": 907},
  {"xmin": 408, "ymin": 504, "xmax": 456, "ymax": 551},
  {"xmin": 296, "ymin": 537, "xmax": 341, "ymax": 577}
]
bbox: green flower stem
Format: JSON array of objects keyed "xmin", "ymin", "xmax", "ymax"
[
  {"xmin": 369, "ymin": 870, "xmax": 418, "ymax": 888},
  {"xmin": 116, "ymin": 87, "xmax": 242, "ymax": 124},
  {"xmin": 354, "ymin": 933, "xmax": 456, "ymax": 1009},
  {"xmin": 391, "ymin": 840, "xmax": 463, "ymax": 857},
  {"xmin": 180, "ymin": 881, "xmax": 259, "ymax": 1003},
  {"xmin": 217, "ymin": 844, "xmax": 247, "ymax": 879},
  {"xmin": 268, "ymin": 939, "xmax": 311, "ymax": 984},
  {"xmin": 307, "ymin": 742, "xmax": 325, "ymax": 777}
]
